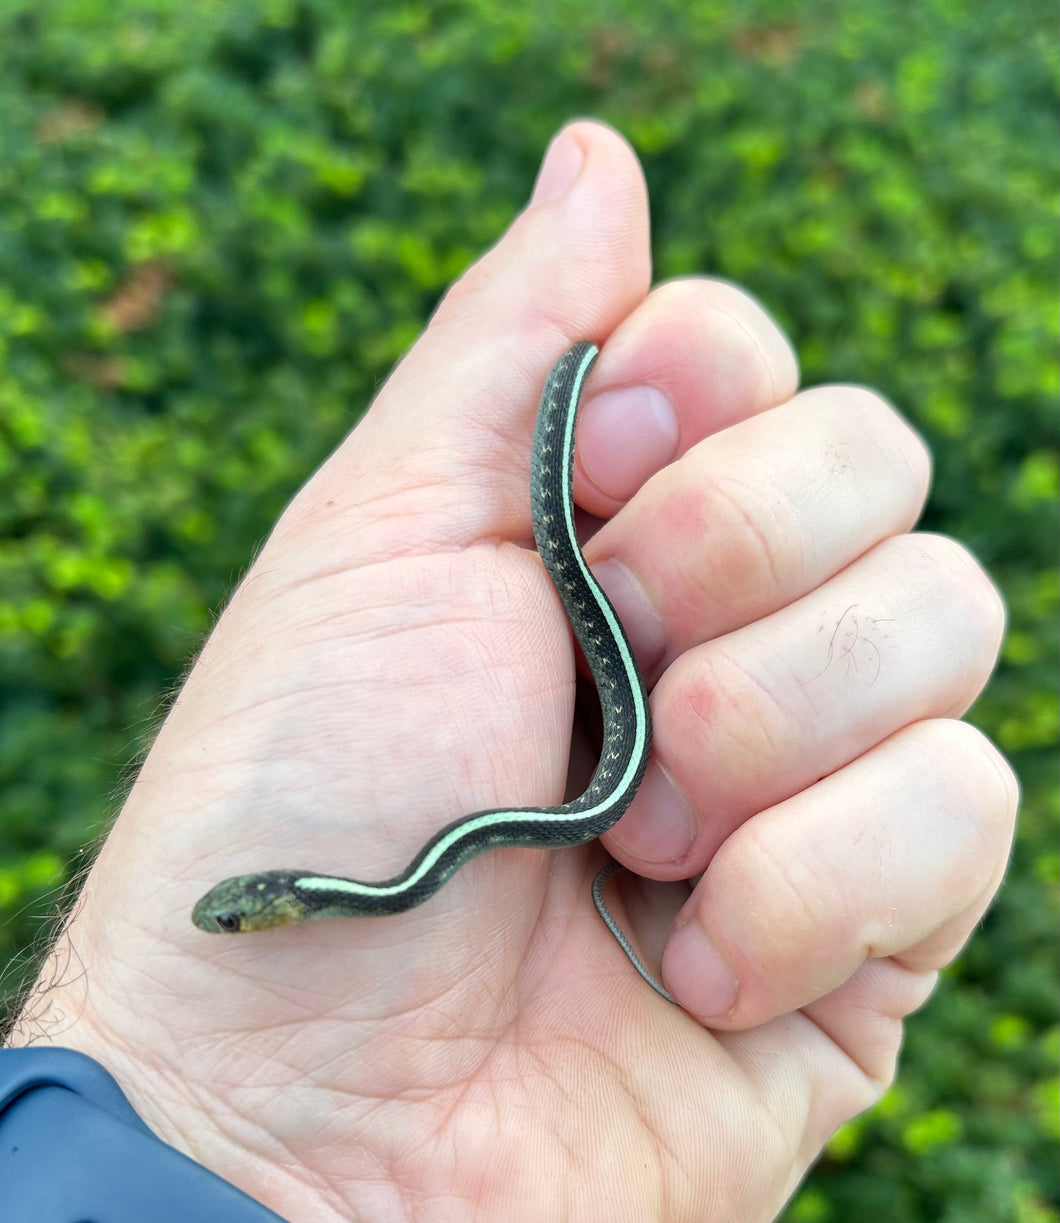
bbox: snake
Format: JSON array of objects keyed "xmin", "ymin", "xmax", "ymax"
[{"xmin": 192, "ymin": 341, "xmax": 675, "ymax": 1004}]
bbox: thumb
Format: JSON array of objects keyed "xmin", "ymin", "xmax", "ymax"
[{"xmin": 288, "ymin": 120, "xmax": 651, "ymax": 553}]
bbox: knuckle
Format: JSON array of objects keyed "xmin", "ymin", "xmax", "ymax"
[
  {"xmin": 653, "ymin": 277, "xmax": 798, "ymax": 381},
  {"xmin": 655, "ymin": 646, "xmax": 793, "ymax": 784},
  {"xmin": 820, "ymin": 383, "xmax": 933, "ymax": 505},
  {"xmin": 896, "ymin": 532, "xmax": 1008, "ymax": 655},
  {"xmin": 700, "ymin": 470, "xmax": 798, "ymax": 607},
  {"xmin": 916, "ymin": 718, "xmax": 1020, "ymax": 854},
  {"xmin": 698, "ymin": 814, "xmax": 868, "ymax": 1020}
]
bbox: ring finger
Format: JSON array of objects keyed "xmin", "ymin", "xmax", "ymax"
[{"xmin": 607, "ymin": 529, "xmax": 1005, "ymax": 874}]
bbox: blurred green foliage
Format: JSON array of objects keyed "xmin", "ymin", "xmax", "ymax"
[{"xmin": 0, "ymin": 0, "xmax": 1056, "ymax": 1218}]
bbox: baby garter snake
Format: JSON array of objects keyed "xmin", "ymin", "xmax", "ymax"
[{"xmin": 192, "ymin": 341, "xmax": 675, "ymax": 1004}]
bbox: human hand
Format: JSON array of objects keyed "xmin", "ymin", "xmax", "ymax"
[{"xmin": 11, "ymin": 122, "xmax": 1017, "ymax": 1223}]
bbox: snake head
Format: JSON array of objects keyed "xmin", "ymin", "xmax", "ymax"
[{"xmin": 191, "ymin": 870, "xmax": 316, "ymax": 933}]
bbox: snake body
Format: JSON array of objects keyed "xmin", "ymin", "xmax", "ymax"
[{"xmin": 192, "ymin": 342, "xmax": 672, "ymax": 1002}]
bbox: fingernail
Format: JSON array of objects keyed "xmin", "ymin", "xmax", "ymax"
[
  {"xmin": 663, "ymin": 920, "xmax": 739, "ymax": 1019},
  {"xmin": 530, "ymin": 130, "xmax": 585, "ymax": 204},
  {"xmin": 609, "ymin": 760, "xmax": 696, "ymax": 864},
  {"xmin": 578, "ymin": 385, "xmax": 679, "ymax": 501},
  {"xmin": 592, "ymin": 558, "xmax": 667, "ymax": 673}
]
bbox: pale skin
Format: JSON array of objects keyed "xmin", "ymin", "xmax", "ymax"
[{"xmin": 8, "ymin": 122, "xmax": 1018, "ymax": 1223}]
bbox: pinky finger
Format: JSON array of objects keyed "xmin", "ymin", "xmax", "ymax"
[{"xmin": 661, "ymin": 719, "xmax": 1019, "ymax": 1033}]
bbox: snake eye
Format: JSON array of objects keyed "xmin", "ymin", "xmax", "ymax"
[{"xmin": 215, "ymin": 911, "xmax": 242, "ymax": 933}]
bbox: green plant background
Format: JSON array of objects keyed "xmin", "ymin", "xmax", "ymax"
[{"xmin": 1, "ymin": 2, "xmax": 1056, "ymax": 1219}]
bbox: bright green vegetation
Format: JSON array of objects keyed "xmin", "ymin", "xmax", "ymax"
[{"xmin": 1, "ymin": 3, "xmax": 1056, "ymax": 1219}]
